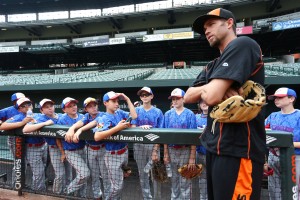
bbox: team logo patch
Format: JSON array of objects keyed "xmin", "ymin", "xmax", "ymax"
[
  {"xmin": 222, "ymin": 62, "xmax": 229, "ymax": 67},
  {"xmin": 266, "ymin": 135, "xmax": 277, "ymax": 144},
  {"xmin": 97, "ymin": 123, "xmax": 104, "ymax": 129},
  {"xmin": 144, "ymin": 133, "xmax": 160, "ymax": 141}
]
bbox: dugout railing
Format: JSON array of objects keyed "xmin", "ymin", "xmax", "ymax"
[{"xmin": 0, "ymin": 127, "xmax": 297, "ymax": 200}]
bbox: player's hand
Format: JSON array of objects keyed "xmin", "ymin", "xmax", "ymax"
[
  {"xmin": 117, "ymin": 93, "xmax": 129, "ymax": 101},
  {"xmin": 140, "ymin": 125, "xmax": 152, "ymax": 130},
  {"xmin": 73, "ymin": 130, "xmax": 82, "ymax": 143},
  {"xmin": 116, "ymin": 120, "xmax": 130, "ymax": 130},
  {"xmin": 23, "ymin": 116, "xmax": 34, "ymax": 124},
  {"xmin": 151, "ymin": 151, "xmax": 159, "ymax": 162},
  {"xmin": 163, "ymin": 155, "xmax": 170, "ymax": 165},
  {"xmin": 222, "ymin": 87, "xmax": 243, "ymax": 100},
  {"xmin": 65, "ymin": 129, "xmax": 75, "ymax": 143},
  {"xmin": 60, "ymin": 153, "xmax": 66, "ymax": 162},
  {"xmin": 188, "ymin": 158, "xmax": 196, "ymax": 170},
  {"xmin": 44, "ymin": 120, "xmax": 54, "ymax": 126}
]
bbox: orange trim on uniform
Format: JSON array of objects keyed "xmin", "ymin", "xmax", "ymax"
[
  {"xmin": 232, "ymin": 158, "xmax": 253, "ymax": 200},
  {"xmin": 217, "ymin": 122, "xmax": 223, "ymax": 155},
  {"xmin": 246, "ymin": 122, "xmax": 251, "ymax": 159}
]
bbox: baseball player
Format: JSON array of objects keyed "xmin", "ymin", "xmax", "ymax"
[
  {"xmin": 23, "ymin": 98, "xmax": 65, "ymax": 194},
  {"xmin": 163, "ymin": 88, "xmax": 197, "ymax": 200},
  {"xmin": 93, "ymin": 91, "xmax": 137, "ymax": 200},
  {"xmin": 1, "ymin": 97, "xmax": 47, "ymax": 191},
  {"xmin": 56, "ymin": 97, "xmax": 90, "ymax": 197},
  {"xmin": 0, "ymin": 92, "xmax": 25, "ymax": 186},
  {"xmin": 265, "ymin": 88, "xmax": 300, "ymax": 200},
  {"xmin": 131, "ymin": 87, "xmax": 164, "ymax": 200},
  {"xmin": 195, "ymin": 100, "xmax": 208, "ymax": 200},
  {"xmin": 69, "ymin": 97, "xmax": 110, "ymax": 199}
]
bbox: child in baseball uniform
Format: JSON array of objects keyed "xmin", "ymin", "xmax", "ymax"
[
  {"xmin": 0, "ymin": 93, "xmax": 26, "ymax": 186},
  {"xmin": 93, "ymin": 91, "xmax": 137, "ymax": 200},
  {"xmin": 195, "ymin": 100, "xmax": 208, "ymax": 200},
  {"xmin": 56, "ymin": 97, "xmax": 90, "ymax": 197},
  {"xmin": 69, "ymin": 97, "xmax": 110, "ymax": 199},
  {"xmin": 1, "ymin": 97, "xmax": 47, "ymax": 191},
  {"xmin": 131, "ymin": 87, "xmax": 164, "ymax": 200},
  {"xmin": 265, "ymin": 88, "xmax": 300, "ymax": 199},
  {"xmin": 23, "ymin": 98, "xmax": 65, "ymax": 194},
  {"xmin": 163, "ymin": 88, "xmax": 197, "ymax": 200}
]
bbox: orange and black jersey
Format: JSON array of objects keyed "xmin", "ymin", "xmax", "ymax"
[{"xmin": 198, "ymin": 36, "xmax": 266, "ymax": 164}]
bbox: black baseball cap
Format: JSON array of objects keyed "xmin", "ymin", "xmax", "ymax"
[{"xmin": 193, "ymin": 8, "xmax": 236, "ymax": 34}]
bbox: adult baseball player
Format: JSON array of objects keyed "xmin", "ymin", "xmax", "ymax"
[
  {"xmin": 70, "ymin": 97, "xmax": 110, "ymax": 199},
  {"xmin": 23, "ymin": 98, "xmax": 64, "ymax": 194},
  {"xmin": 57, "ymin": 97, "xmax": 89, "ymax": 197},
  {"xmin": 93, "ymin": 91, "xmax": 137, "ymax": 200},
  {"xmin": 131, "ymin": 87, "xmax": 164, "ymax": 200},
  {"xmin": 164, "ymin": 88, "xmax": 197, "ymax": 200}
]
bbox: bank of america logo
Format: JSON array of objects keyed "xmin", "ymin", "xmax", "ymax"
[
  {"xmin": 145, "ymin": 134, "xmax": 160, "ymax": 141},
  {"xmin": 266, "ymin": 135, "xmax": 277, "ymax": 144},
  {"xmin": 56, "ymin": 130, "xmax": 66, "ymax": 137}
]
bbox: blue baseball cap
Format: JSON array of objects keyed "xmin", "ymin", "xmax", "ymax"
[
  {"xmin": 103, "ymin": 91, "xmax": 122, "ymax": 102},
  {"xmin": 61, "ymin": 97, "xmax": 78, "ymax": 109},
  {"xmin": 168, "ymin": 88, "xmax": 185, "ymax": 99},
  {"xmin": 268, "ymin": 88, "xmax": 297, "ymax": 100},
  {"xmin": 11, "ymin": 92, "xmax": 25, "ymax": 102}
]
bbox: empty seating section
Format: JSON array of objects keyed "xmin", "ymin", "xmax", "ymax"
[
  {"xmin": 265, "ymin": 63, "xmax": 300, "ymax": 76},
  {"xmin": 108, "ymin": 63, "xmax": 165, "ymax": 70},
  {"xmin": 146, "ymin": 67, "xmax": 203, "ymax": 80},
  {"xmin": 0, "ymin": 69, "xmax": 155, "ymax": 86}
]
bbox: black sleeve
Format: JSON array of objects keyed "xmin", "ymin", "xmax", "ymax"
[
  {"xmin": 209, "ymin": 37, "xmax": 261, "ymax": 87},
  {"xmin": 191, "ymin": 67, "xmax": 206, "ymax": 87}
]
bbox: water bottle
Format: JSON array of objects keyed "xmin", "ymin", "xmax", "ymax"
[
  {"xmin": 165, "ymin": 163, "xmax": 172, "ymax": 177},
  {"xmin": 26, "ymin": 109, "xmax": 33, "ymax": 117},
  {"xmin": 144, "ymin": 160, "xmax": 153, "ymax": 173}
]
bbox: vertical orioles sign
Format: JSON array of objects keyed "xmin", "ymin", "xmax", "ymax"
[
  {"xmin": 15, "ymin": 137, "xmax": 23, "ymax": 190},
  {"xmin": 291, "ymin": 155, "xmax": 298, "ymax": 200}
]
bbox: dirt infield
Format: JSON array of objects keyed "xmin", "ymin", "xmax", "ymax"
[{"xmin": 0, "ymin": 188, "xmax": 64, "ymax": 200}]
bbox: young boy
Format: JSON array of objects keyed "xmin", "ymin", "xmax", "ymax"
[
  {"xmin": 265, "ymin": 88, "xmax": 300, "ymax": 199},
  {"xmin": 23, "ymin": 98, "xmax": 64, "ymax": 194},
  {"xmin": 56, "ymin": 97, "xmax": 89, "ymax": 197},
  {"xmin": 1, "ymin": 97, "xmax": 47, "ymax": 191},
  {"xmin": 131, "ymin": 87, "xmax": 164, "ymax": 200},
  {"xmin": 195, "ymin": 100, "xmax": 208, "ymax": 200},
  {"xmin": 163, "ymin": 88, "xmax": 197, "ymax": 200},
  {"xmin": 93, "ymin": 91, "xmax": 137, "ymax": 200},
  {"xmin": 68, "ymin": 97, "xmax": 110, "ymax": 199}
]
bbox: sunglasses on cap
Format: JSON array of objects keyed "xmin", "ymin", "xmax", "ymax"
[{"xmin": 140, "ymin": 93, "xmax": 151, "ymax": 97}]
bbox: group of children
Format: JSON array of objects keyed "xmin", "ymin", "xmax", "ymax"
[{"xmin": 0, "ymin": 86, "xmax": 298, "ymax": 200}]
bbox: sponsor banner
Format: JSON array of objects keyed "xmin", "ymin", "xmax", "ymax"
[
  {"xmin": 109, "ymin": 37, "xmax": 126, "ymax": 45},
  {"xmin": 0, "ymin": 46, "xmax": 19, "ymax": 53},
  {"xmin": 31, "ymin": 39, "xmax": 67, "ymax": 45},
  {"xmin": 272, "ymin": 19, "xmax": 300, "ymax": 31},
  {"xmin": 0, "ymin": 41, "xmax": 26, "ymax": 46},
  {"xmin": 236, "ymin": 26, "xmax": 253, "ymax": 35},
  {"xmin": 143, "ymin": 31, "xmax": 194, "ymax": 42},
  {"xmin": 83, "ymin": 38, "xmax": 109, "ymax": 47},
  {"xmin": 115, "ymin": 31, "xmax": 147, "ymax": 38},
  {"xmin": 72, "ymin": 35, "xmax": 109, "ymax": 43}
]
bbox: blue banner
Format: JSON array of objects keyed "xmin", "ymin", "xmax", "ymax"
[
  {"xmin": 82, "ymin": 38, "xmax": 109, "ymax": 47},
  {"xmin": 272, "ymin": 19, "xmax": 300, "ymax": 31}
]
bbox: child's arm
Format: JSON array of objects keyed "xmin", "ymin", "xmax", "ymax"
[
  {"xmin": 65, "ymin": 120, "xmax": 84, "ymax": 143},
  {"xmin": 118, "ymin": 93, "xmax": 137, "ymax": 119},
  {"xmin": 163, "ymin": 144, "xmax": 170, "ymax": 164},
  {"xmin": 73, "ymin": 120, "xmax": 97, "ymax": 143},
  {"xmin": 94, "ymin": 120, "xmax": 130, "ymax": 141},
  {"xmin": 56, "ymin": 139, "xmax": 66, "ymax": 162},
  {"xmin": 23, "ymin": 120, "xmax": 54, "ymax": 133},
  {"xmin": 1, "ymin": 117, "xmax": 34, "ymax": 131}
]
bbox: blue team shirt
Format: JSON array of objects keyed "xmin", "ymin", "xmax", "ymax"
[
  {"xmin": 57, "ymin": 113, "xmax": 84, "ymax": 150},
  {"xmin": 164, "ymin": 108, "xmax": 197, "ymax": 147},
  {"xmin": 34, "ymin": 113, "xmax": 61, "ymax": 145},
  {"xmin": 195, "ymin": 113, "xmax": 207, "ymax": 155},
  {"xmin": 265, "ymin": 109, "xmax": 300, "ymax": 155},
  {"xmin": 7, "ymin": 113, "xmax": 45, "ymax": 144},
  {"xmin": 81, "ymin": 112, "xmax": 105, "ymax": 146},
  {"xmin": 93, "ymin": 109, "xmax": 129, "ymax": 151},
  {"xmin": 131, "ymin": 106, "xmax": 164, "ymax": 128},
  {"xmin": 0, "ymin": 106, "xmax": 21, "ymax": 121}
]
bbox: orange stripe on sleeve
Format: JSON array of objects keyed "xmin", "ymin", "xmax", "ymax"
[{"xmin": 232, "ymin": 158, "xmax": 253, "ymax": 200}]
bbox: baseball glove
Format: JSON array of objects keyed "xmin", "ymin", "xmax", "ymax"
[
  {"xmin": 210, "ymin": 80, "xmax": 266, "ymax": 132},
  {"xmin": 152, "ymin": 161, "xmax": 168, "ymax": 183},
  {"xmin": 178, "ymin": 164, "xmax": 203, "ymax": 179}
]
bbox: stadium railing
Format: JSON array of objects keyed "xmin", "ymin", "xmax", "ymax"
[{"xmin": 0, "ymin": 127, "xmax": 297, "ymax": 199}]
